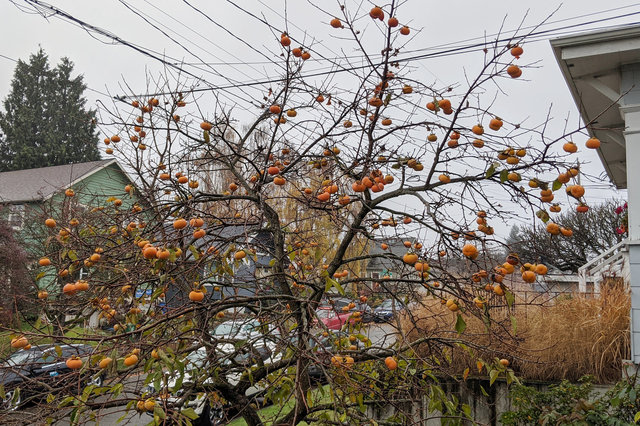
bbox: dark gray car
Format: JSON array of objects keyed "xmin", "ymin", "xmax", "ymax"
[
  {"xmin": 0, "ymin": 344, "xmax": 101, "ymax": 409},
  {"xmin": 373, "ymin": 299, "xmax": 405, "ymax": 322}
]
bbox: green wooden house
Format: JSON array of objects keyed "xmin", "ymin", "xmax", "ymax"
[{"xmin": 0, "ymin": 159, "xmax": 139, "ymax": 294}]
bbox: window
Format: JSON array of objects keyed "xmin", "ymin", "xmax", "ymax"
[
  {"xmin": 7, "ymin": 204, "xmax": 25, "ymax": 230},
  {"xmin": 78, "ymin": 268, "xmax": 90, "ymax": 280},
  {"xmin": 70, "ymin": 267, "xmax": 90, "ymax": 282},
  {"xmin": 65, "ymin": 200, "xmax": 87, "ymax": 220},
  {"xmin": 371, "ymin": 272, "xmax": 380, "ymax": 279}
]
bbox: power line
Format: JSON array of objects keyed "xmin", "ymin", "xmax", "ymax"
[
  {"xmin": 157, "ymin": 3, "xmax": 640, "ymax": 67},
  {"xmin": 0, "ymin": 54, "xmax": 18, "ymax": 63},
  {"xmin": 139, "ymin": 0, "xmax": 266, "ymax": 82},
  {"xmin": 115, "ymin": 0, "xmax": 261, "ymax": 107},
  {"xmin": 13, "ymin": 0, "xmax": 222, "ymax": 93},
  {"xmin": 119, "ymin": 10, "xmax": 640, "ymax": 98},
  {"xmin": 10, "ymin": 0, "xmax": 640, "ymax": 103}
]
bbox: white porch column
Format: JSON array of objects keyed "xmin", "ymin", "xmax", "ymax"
[
  {"xmin": 620, "ymin": 63, "xmax": 640, "ymax": 363},
  {"xmin": 620, "ymin": 103, "xmax": 640, "ymax": 241}
]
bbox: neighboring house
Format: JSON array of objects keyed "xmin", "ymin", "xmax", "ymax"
[
  {"xmin": 163, "ymin": 225, "xmax": 281, "ymax": 312},
  {"xmin": 534, "ymin": 266, "xmax": 594, "ymax": 295},
  {"xmin": 551, "ymin": 24, "xmax": 640, "ymax": 364},
  {"xmin": 365, "ymin": 238, "xmax": 423, "ymax": 295},
  {"xmin": 366, "ymin": 238, "xmax": 406, "ymax": 282},
  {"xmin": 0, "ymin": 159, "xmax": 138, "ymax": 292},
  {"xmin": 0, "ymin": 159, "xmax": 136, "ymax": 227}
]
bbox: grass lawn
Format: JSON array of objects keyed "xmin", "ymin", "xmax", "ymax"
[{"xmin": 227, "ymin": 385, "xmax": 333, "ymax": 426}]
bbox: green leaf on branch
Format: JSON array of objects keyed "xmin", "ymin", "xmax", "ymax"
[
  {"xmin": 110, "ymin": 383, "xmax": 123, "ymax": 397},
  {"xmin": 485, "ymin": 163, "xmax": 497, "ymax": 178},
  {"xmin": 325, "ymin": 277, "xmax": 345, "ymax": 295},
  {"xmin": 500, "ymin": 169, "xmax": 509, "ymax": 183},
  {"xmin": 181, "ymin": 408, "xmax": 199, "ymax": 420},
  {"xmin": 490, "ymin": 369, "xmax": 500, "ymax": 385},
  {"xmin": 188, "ymin": 245, "xmax": 200, "ymax": 261},
  {"xmin": 505, "ymin": 290, "xmax": 515, "ymax": 308},
  {"xmin": 480, "ymin": 384, "xmax": 490, "ymax": 397},
  {"xmin": 536, "ymin": 209, "xmax": 550, "ymax": 223},
  {"xmin": 68, "ymin": 250, "xmax": 78, "ymax": 261},
  {"xmin": 154, "ymin": 405, "xmax": 166, "ymax": 420},
  {"xmin": 462, "ymin": 403, "xmax": 472, "ymax": 418},
  {"xmin": 552, "ymin": 179, "xmax": 562, "ymax": 191},
  {"xmin": 59, "ymin": 395, "xmax": 75, "ymax": 407},
  {"xmin": 455, "ymin": 314, "xmax": 467, "ymax": 334}
]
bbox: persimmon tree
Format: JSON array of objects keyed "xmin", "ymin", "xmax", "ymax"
[{"xmin": 2, "ymin": 2, "xmax": 605, "ymax": 425}]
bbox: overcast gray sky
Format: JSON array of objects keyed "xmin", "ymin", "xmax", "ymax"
[{"xmin": 0, "ymin": 0, "xmax": 635, "ymax": 236}]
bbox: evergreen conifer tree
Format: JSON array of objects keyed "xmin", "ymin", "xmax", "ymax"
[{"xmin": 0, "ymin": 48, "xmax": 100, "ymax": 171}]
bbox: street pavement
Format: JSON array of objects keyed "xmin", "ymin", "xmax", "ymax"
[{"xmin": 363, "ymin": 321, "xmax": 397, "ymax": 348}]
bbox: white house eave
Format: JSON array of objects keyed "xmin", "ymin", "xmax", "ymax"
[
  {"xmin": 550, "ymin": 25, "xmax": 640, "ymax": 51},
  {"xmin": 550, "ymin": 44, "xmax": 620, "ymax": 187},
  {"xmin": 550, "ymin": 24, "xmax": 640, "ymax": 190}
]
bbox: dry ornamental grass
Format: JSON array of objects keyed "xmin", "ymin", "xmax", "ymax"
[{"xmin": 400, "ymin": 278, "xmax": 630, "ymax": 384}]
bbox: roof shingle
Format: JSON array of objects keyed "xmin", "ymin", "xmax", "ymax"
[{"xmin": 0, "ymin": 160, "xmax": 114, "ymax": 203}]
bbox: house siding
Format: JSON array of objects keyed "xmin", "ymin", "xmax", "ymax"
[{"xmin": 1, "ymin": 162, "xmax": 140, "ymax": 295}]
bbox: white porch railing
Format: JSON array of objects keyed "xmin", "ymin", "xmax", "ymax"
[{"xmin": 577, "ymin": 240, "xmax": 629, "ymax": 292}]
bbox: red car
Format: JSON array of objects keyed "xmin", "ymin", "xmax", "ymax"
[{"xmin": 315, "ymin": 307, "xmax": 354, "ymax": 330}]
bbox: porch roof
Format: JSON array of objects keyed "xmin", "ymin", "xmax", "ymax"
[{"xmin": 551, "ymin": 24, "xmax": 640, "ymax": 189}]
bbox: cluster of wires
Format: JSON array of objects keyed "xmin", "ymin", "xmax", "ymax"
[{"xmin": 5, "ymin": 0, "xmax": 640, "ymax": 103}]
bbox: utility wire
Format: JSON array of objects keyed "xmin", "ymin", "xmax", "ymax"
[
  {"xmin": 120, "ymin": 10, "xmax": 640, "ymax": 98},
  {"xmin": 10, "ymin": 0, "xmax": 640, "ymax": 102},
  {"xmin": 115, "ymin": 0, "xmax": 260, "ymax": 106},
  {"xmin": 13, "ymin": 0, "xmax": 222, "ymax": 95},
  {"xmin": 0, "ymin": 54, "xmax": 18, "ymax": 63},
  {"xmin": 164, "ymin": 3, "xmax": 640, "ymax": 67}
]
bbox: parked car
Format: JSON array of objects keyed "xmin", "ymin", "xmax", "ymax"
[
  {"xmin": 0, "ymin": 344, "xmax": 102, "ymax": 409},
  {"xmin": 373, "ymin": 299, "xmax": 405, "ymax": 322},
  {"xmin": 358, "ymin": 303, "xmax": 375, "ymax": 323},
  {"xmin": 323, "ymin": 297, "xmax": 375, "ymax": 323},
  {"xmin": 211, "ymin": 318, "xmax": 280, "ymax": 356},
  {"xmin": 146, "ymin": 344, "xmax": 278, "ymax": 425},
  {"xmin": 323, "ymin": 296, "xmax": 352, "ymax": 310},
  {"xmin": 145, "ymin": 318, "xmax": 281, "ymax": 425},
  {"xmin": 212, "ymin": 318, "xmax": 279, "ymax": 340},
  {"xmin": 315, "ymin": 307, "xmax": 356, "ymax": 330}
]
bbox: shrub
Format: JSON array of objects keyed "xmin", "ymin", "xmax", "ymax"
[{"xmin": 502, "ymin": 375, "xmax": 640, "ymax": 425}]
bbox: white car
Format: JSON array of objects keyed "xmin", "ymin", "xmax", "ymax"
[
  {"xmin": 211, "ymin": 319, "xmax": 280, "ymax": 354},
  {"xmin": 146, "ymin": 318, "xmax": 282, "ymax": 425}
]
